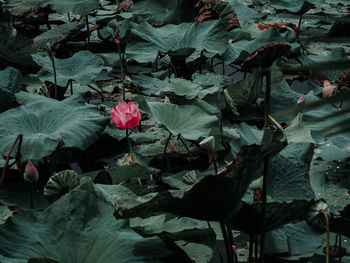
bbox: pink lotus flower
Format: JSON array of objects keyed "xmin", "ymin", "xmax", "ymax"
[
  {"xmin": 24, "ymin": 160, "xmax": 39, "ymax": 183},
  {"xmin": 111, "ymin": 100, "xmax": 141, "ymax": 130}
]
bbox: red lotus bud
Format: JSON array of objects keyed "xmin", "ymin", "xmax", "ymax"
[
  {"xmin": 297, "ymin": 96, "xmax": 305, "ymax": 104},
  {"xmin": 24, "ymin": 161, "xmax": 39, "ymax": 183}
]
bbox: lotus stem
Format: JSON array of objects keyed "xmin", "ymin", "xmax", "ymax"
[
  {"xmin": 320, "ymin": 209, "xmax": 330, "ymax": 263},
  {"xmin": 177, "ymin": 135, "xmax": 194, "ymax": 160},
  {"xmin": 249, "ymin": 234, "xmax": 254, "ymax": 262},
  {"xmin": 260, "ymin": 68, "xmax": 271, "ymax": 263},
  {"xmin": 126, "ymin": 128, "xmax": 134, "ymax": 163},
  {"xmin": 70, "ymin": 80, "xmax": 73, "ymax": 95},
  {"xmin": 86, "ymin": 15, "xmax": 90, "ymax": 50},
  {"xmin": 164, "ymin": 133, "xmax": 173, "ymax": 169},
  {"xmin": 67, "ymin": 12, "xmax": 71, "ymax": 22},
  {"xmin": 0, "ymin": 134, "xmax": 23, "ymax": 187},
  {"xmin": 297, "ymin": 14, "xmax": 309, "ymax": 54},
  {"xmin": 227, "ymin": 224, "xmax": 237, "ymax": 263},
  {"xmin": 88, "ymin": 84, "xmax": 104, "ymax": 102},
  {"xmin": 220, "ymin": 221, "xmax": 233, "ymax": 263},
  {"xmin": 48, "ymin": 50, "xmax": 57, "ymax": 99},
  {"xmin": 29, "ymin": 183, "xmax": 34, "ymax": 209}
]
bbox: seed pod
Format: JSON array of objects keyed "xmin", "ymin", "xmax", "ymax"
[{"xmin": 44, "ymin": 170, "xmax": 80, "ymax": 203}]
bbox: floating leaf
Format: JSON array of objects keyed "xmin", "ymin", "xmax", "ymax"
[
  {"xmin": 32, "ymin": 51, "xmax": 111, "ymax": 87},
  {"xmin": 0, "ymin": 92, "xmax": 109, "ymax": 160}
]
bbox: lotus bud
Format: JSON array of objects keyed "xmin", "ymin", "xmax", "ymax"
[
  {"xmin": 297, "ymin": 96, "xmax": 305, "ymax": 104},
  {"xmin": 23, "ymin": 161, "xmax": 39, "ymax": 184},
  {"xmin": 199, "ymin": 136, "xmax": 215, "ymax": 151}
]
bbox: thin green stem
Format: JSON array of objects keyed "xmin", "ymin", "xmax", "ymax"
[
  {"xmin": 126, "ymin": 129, "xmax": 133, "ymax": 162},
  {"xmin": 86, "ymin": 15, "xmax": 90, "ymax": 50},
  {"xmin": 30, "ymin": 184, "xmax": 34, "ymax": 209},
  {"xmin": 177, "ymin": 135, "xmax": 194, "ymax": 160},
  {"xmin": 220, "ymin": 221, "xmax": 233, "ymax": 263},
  {"xmin": 164, "ymin": 133, "xmax": 172, "ymax": 169},
  {"xmin": 48, "ymin": 50, "xmax": 57, "ymax": 99},
  {"xmin": 260, "ymin": 69, "xmax": 271, "ymax": 263}
]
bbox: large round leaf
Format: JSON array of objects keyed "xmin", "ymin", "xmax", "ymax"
[
  {"xmin": 132, "ymin": 0, "xmax": 196, "ymax": 25},
  {"xmin": 0, "ymin": 180, "xmax": 170, "ymax": 263},
  {"xmin": 48, "ymin": 0, "xmax": 98, "ymax": 15},
  {"xmin": 0, "ymin": 67, "xmax": 22, "ymax": 113},
  {"xmin": 269, "ymin": 0, "xmax": 325, "ymax": 14},
  {"xmin": 141, "ymin": 101, "xmax": 219, "ymax": 140},
  {"xmin": 0, "ymin": 92, "xmax": 109, "ymax": 160},
  {"xmin": 32, "ymin": 51, "xmax": 111, "ymax": 87},
  {"xmin": 126, "ymin": 20, "xmax": 229, "ymax": 63}
]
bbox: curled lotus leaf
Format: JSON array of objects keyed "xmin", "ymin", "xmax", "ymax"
[{"xmin": 44, "ymin": 170, "xmax": 80, "ymax": 203}]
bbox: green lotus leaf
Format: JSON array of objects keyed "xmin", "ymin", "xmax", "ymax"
[
  {"xmin": 126, "ymin": 20, "xmax": 229, "ymax": 63},
  {"xmin": 161, "ymin": 78, "xmax": 203, "ymax": 100},
  {"xmin": 4, "ymin": 0, "xmax": 48, "ymax": 17},
  {"xmin": 223, "ymin": 27, "xmax": 299, "ymax": 64},
  {"xmin": 132, "ymin": 73, "xmax": 169, "ymax": 95},
  {"xmin": 114, "ymin": 135, "xmax": 287, "ymax": 221},
  {"xmin": 33, "ymin": 19, "xmax": 86, "ymax": 51},
  {"xmin": 0, "ymin": 67, "xmax": 22, "ymax": 113},
  {"xmin": 130, "ymin": 214, "xmax": 216, "ymax": 263},
  {"xmin": 0, "ymin": 180, "xmax": 171, "ymax": 263},
  {"xmin": 44, "ymin": 170, "xmax": 81, "ymax": 203},
  {"xmin": 32, "ymin": 51, "xmax": 111, "ymax": 87},
  {"xmin": 0, "ymin": 25, "xmax": 36, "ymax": 70},
  {"xmin": 270, "ymin": 80, "xmax": 350, "ymax": 149},
  {"xmin": 265, "ymin": 222, "xmax": 323, "ymax": 258},
  {"xmin": 48, "ymin": 0, "xmax": 98, "ymax": 15},
  {"xmin": 226, "ymin": 199, "xmax": 317, "ymax": 234},
  {"xmin": 224, "ymin": 0, "xmax": 262, "ymax": 23},
  {"xmin": 0, "ymin": 92, "xmax": 109, "ymax": 160},
  {"xmin": 132, "ymin": 0, "xmax": 196, "ymax": 25},
  {"xmin": 267, "ymin": 142, "xmax": 315, "ymax": 202},
  {"xmin": 224, "ymin": 70, "xmax": 264, "ymax": 115},
  {"xmin": 269, "ymin": 0, "xmax": 325, "ymax": 14},
  {"xmin": 298, "ymin": 47, "xmax": 350, "ymax": 82},
  {"xmin": 139, "ymin": 100, "xmax": 219, "ymax": 140}
]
